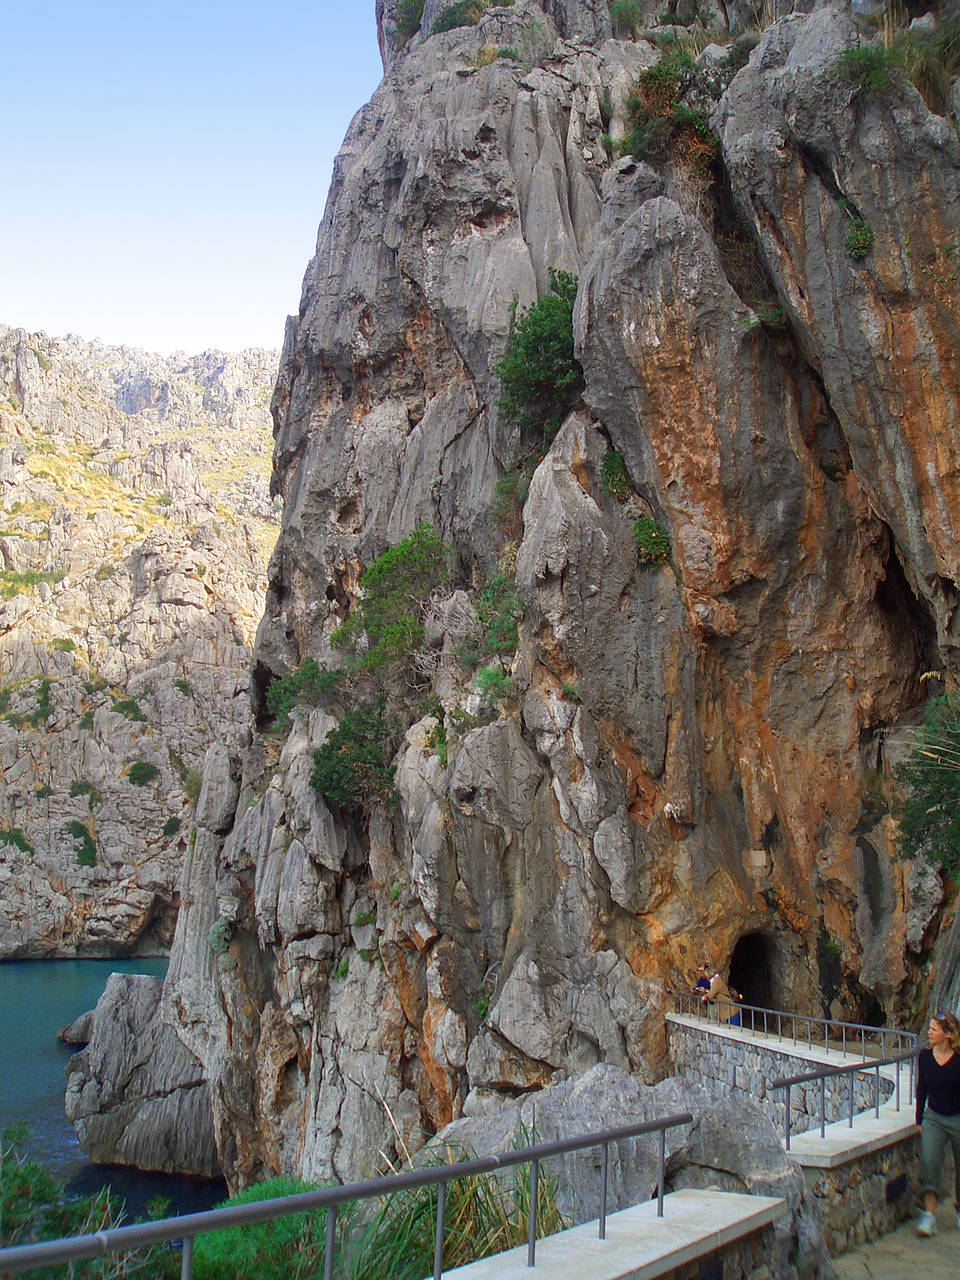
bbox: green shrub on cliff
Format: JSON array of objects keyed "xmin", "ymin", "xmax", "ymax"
[
  {"xmin": 621, "ymin": 54, "xmax": 716, "ymax": 179},
  {"xmin": 128, "ymin": 761, "xmax": 160, "ymax": 786},
  {"xmin": 0, "ymin": 826, "xmax": 34, "ymax": 856},
  {"xmin": 432, "ymin": 1, "xmax": 484, "ymax": 33},
  {"xmin": 634, "ymin": 516, "xmax": 670, "ymax": 566},
  {"xmin": 601, "ymin": 450, "xmax": 632, "ymax": 502},
  {"xmin": 331, "ymin": 524, "xmax": 449, "ymax": 679},
  {"xmin": 267, "ymin": 659, "xmax": 343, "ymax": 730},
  {"xmin": 609, "ymin": 0, "xmax": 642, "ymax": 37},
  {"xmin": 66, "ymin": 819, "xmax": 97, "ymax": 866},
  {"xmin": 311, "ymin": 698, "xmax": 397, "ymax": 814},
  {"xmin": 834, "ymin": 43, "xmax": 900, "ymax": 93},
  {"xmin": 495, "ymin": 269, "xmax": 584, "ymax": 442},
  {"xmin": 396, "ymin": 0, "xmax": 425, "ymax": 41},
  {"xmin": 896, "ymin": 693, "xmax": 960, "ymax": 877}
]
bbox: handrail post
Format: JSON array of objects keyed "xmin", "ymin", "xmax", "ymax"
[
  {"xmin": 434, "ymin": 1182, "xmax": 447, "ymax": 1280},
  {"xmin": 763, "ymin": 1009, "xmax": 768, "ymax": 1036},
  {"xmin": 599, "ymin": 1143, "xmax": 609, "ymax": 1240},
  {"xmin": 527, "ymin": 1160, "xmax": 539, "ymax": 1267},
  {"xmin": 778, "ymin": 1012, "xmax": 782, "ymax": 1042},
  {"xmin": 657, "ymin": 1129, "xmax": 666, "ymax": 1216},
  {"xmin": 849, "ymin": 1072, "xmax": 855, "ymax": 1128},
  {"xmin": 896, "ymin": 1057, "xmax": 901, "ymax": 1111},
  {"xmin": 820, "ymin": 1076, "xmax": 826, "ymax": 1138},
  {"xmin": 325, "ymin": 1205, "xmax": 337, "ymax": 1280},
  {"xmin": 874, "ymin": 1064, "xmax": 880, "ymax": 1119},
  {"xmin": 842, "ymin": 1025, "xmax": 846, "ymax": 1057},
  {"xmin": 180, "ymin": 1236, "xmax": 193, "ymax": 1280},
  {"xmin": 784, "ymin": 1083, "xmax": 792, "ymax": 1151},
  {"xmin": 824, "ymin": 1020, "xmax": 828, "ymax": 1054},
  {"xmin": 808, "ymin": 1017, "xmax": 812, "ymax": 1050}
]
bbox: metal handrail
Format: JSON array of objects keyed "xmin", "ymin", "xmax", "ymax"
[
  {"xmin": 672, "ymin": 991, "xmax": 919, "ymax": 1058},
  {"xmin": 769, "ymin": 1048, "xmax": 920, "ymax": 1149},
  {"xmin": 0, "ymin": 1111, "xmax": 694, "ymax": 1279}
]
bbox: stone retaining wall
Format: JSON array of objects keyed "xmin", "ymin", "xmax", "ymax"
[
  {"xmin": 668, "ymin": 1020, "xmax": 896, "ymax": 1137},
  {"xmin": 667, "ymin": 1222, "xmax": 778, "ymax": 1279},
  {"xmin": 804, "ymin": 1131, "xmax": 922, "ymax": 1255}
]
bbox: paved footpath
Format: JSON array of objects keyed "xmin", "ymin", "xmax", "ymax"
[{"xmin": 833, "ymin": 1204, "xmax": 958, "ymax": 1278}]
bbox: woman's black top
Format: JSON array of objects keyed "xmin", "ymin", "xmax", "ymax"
[{"xmin": 915, "ymin": 1047, "xmax": 960, "ymax": 1123}]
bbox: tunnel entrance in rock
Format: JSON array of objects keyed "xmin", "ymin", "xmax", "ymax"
[{"xmin": 728, "ymin": 932, "xmax": 778, "ymax": 1010}]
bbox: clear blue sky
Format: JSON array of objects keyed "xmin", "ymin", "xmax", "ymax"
[{"xmin": 3, "ymin": 2, "xmax": 384, "ymax": 354}]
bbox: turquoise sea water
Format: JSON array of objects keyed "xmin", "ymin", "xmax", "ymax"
[{"xmin": 1, "ymin": 958, "xmax": 226, "ymax": 1218}]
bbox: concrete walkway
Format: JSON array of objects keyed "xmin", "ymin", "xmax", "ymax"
[{"xmin": 833, "ymin": 1203, "xmax": 959, "ymax": 1278}]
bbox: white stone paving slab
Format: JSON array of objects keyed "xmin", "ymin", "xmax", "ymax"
[{"xmin": 421, "ymin": 1188, "xmax": 786, "ymax": 1280}]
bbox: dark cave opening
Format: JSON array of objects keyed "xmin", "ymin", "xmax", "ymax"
[{"xmin": 728, "ymin": 932, "xmax": 778, "ymax": 1010}]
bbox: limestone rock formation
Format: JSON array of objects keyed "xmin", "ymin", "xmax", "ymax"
[
  {"xmin": 81, "ymin": 0, "xmax": 960, "ymax": 1193},
  {"xmin": 0, "ymin": 326, "xmax": 278, "ymax": 956},
  {"xmin": 65, "ymin": 973, "xmax": 219, "ymax": 1177}
]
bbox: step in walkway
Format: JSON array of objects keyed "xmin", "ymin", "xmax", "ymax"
[
  {"xmin": 425, "ymin": 1188, "xmax": 785, "ymax": 1280},
  {"xmin": 833, "ymin": 1204, "xmax": 959, "ymax": 1279}
]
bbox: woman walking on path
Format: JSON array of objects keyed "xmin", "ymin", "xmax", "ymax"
[{"xmin": 916, "ymin": 1011, "xmax": 960, "ymax": 1237}]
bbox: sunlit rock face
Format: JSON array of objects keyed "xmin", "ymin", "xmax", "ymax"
[
  {"xmin": 0, "ymin": 326, "xmax": 277, "ymax": 957},
  {"xmin": 85, "ymin": 0, "xmax": 960, "ymax": 1187}
]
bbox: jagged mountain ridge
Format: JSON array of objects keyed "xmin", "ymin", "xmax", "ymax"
[
  {"xmin": 70, "ymin": 0, "xmax": 960, "ymax": 1191},
  {"xmin": 0, "ymin": 324, "xmax": 279, "ymax": 956}
]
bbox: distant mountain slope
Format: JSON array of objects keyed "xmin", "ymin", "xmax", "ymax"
[{"xmin": 0, "ymin": 324, "xmax": 280, "ymax": 957}]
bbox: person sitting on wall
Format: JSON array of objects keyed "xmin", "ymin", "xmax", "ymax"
[
  {"xmin": 700, "ymin": 969, "xmax": 741, "ymax": 1026},
  {"xmin": 915, "ymin": 1010, "xmax": 960, "ymax": 1238}
]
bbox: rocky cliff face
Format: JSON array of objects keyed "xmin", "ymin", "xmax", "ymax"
[
  {"xmin": 0, "ymin": 326, "xmax": 277, "ymax": 956},
  {"xmin": 78, "ymin": 0, "xmax": 960, "ymax": 1190}
]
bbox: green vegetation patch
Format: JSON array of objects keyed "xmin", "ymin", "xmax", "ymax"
[
  {"xmin": 609, "ymin": 0, "xmax": 642, "ymax": 38},
  {"xmin": 634, "ymin": 516, "xmax": 670, "ymax": 566},
  {"xmin": 843, "ymin": 216, "xmax": 874, "ymax": 262},
  {"xmin": 346, "ymin": 1142, "xmax": 566, "ymax": 1278},
  {"xmin": 162, "ymin": 816, "xmax": 182, "ymax": 838},
  {"xmin": 0, "ymin": 1127, "xmax": 176, "ymax": 1275},
  {"xmin": 621, "ymin": 53, "xmax": 717, "ymax": 179},
  {"xmin": 0, "ymin": 827, "xmax": 35, "ymax": 856},
  {"xmin": 396, "ymin": 0, "xmax": 425, "ymax": 41},
  {"xmin": 896, "ymin": 693, "xmax": 960, "ymax": 877},
  {"xmin": 0, "ymin": 568, "xmax": 66, "ymax": 601},
  {"xmin": 331, "ymin": 523, "xmax": 449, "ymax": 679},
  {"xmin": 208, "ymin": 918, "xmax": 232, "ymax": 954},
  {"xmin": 834, "ymin": 43, "xmax": 900, "ymax": 93},
  {"xmin": 600, "ymin": 450, "xmax": 632, "ymax": 502},
  {"xmin": 111, "ymin": 697, "xmax": 145, "ymax": 721},
  {"xmin": 128, "ymin": 761, "xmax": 160, "ymax": 787},
  {"xmin": 312, "ymin": 699, "xmax": 396, "ymax": 815},
  {"xmin": 65, "ymin": 819, "xmax": 96, "ymax": 867},
  {"xmin": 433, "ymin": 1, "xmax": 484, "ymax": 33},
  {"xmin": 69, "ymin": 779, "xmax": 101, "ymax": 806},
  {"xmin": 495, "ymin": 270, "xmax": 584, "ymax": 443},
  {"xmin": 266, "ymin": 658, "xmax": 343, "ymax": 730},
  {"xmin": 192, "ymin": 1176, "xmax": 332, "ymax": 1280}
]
